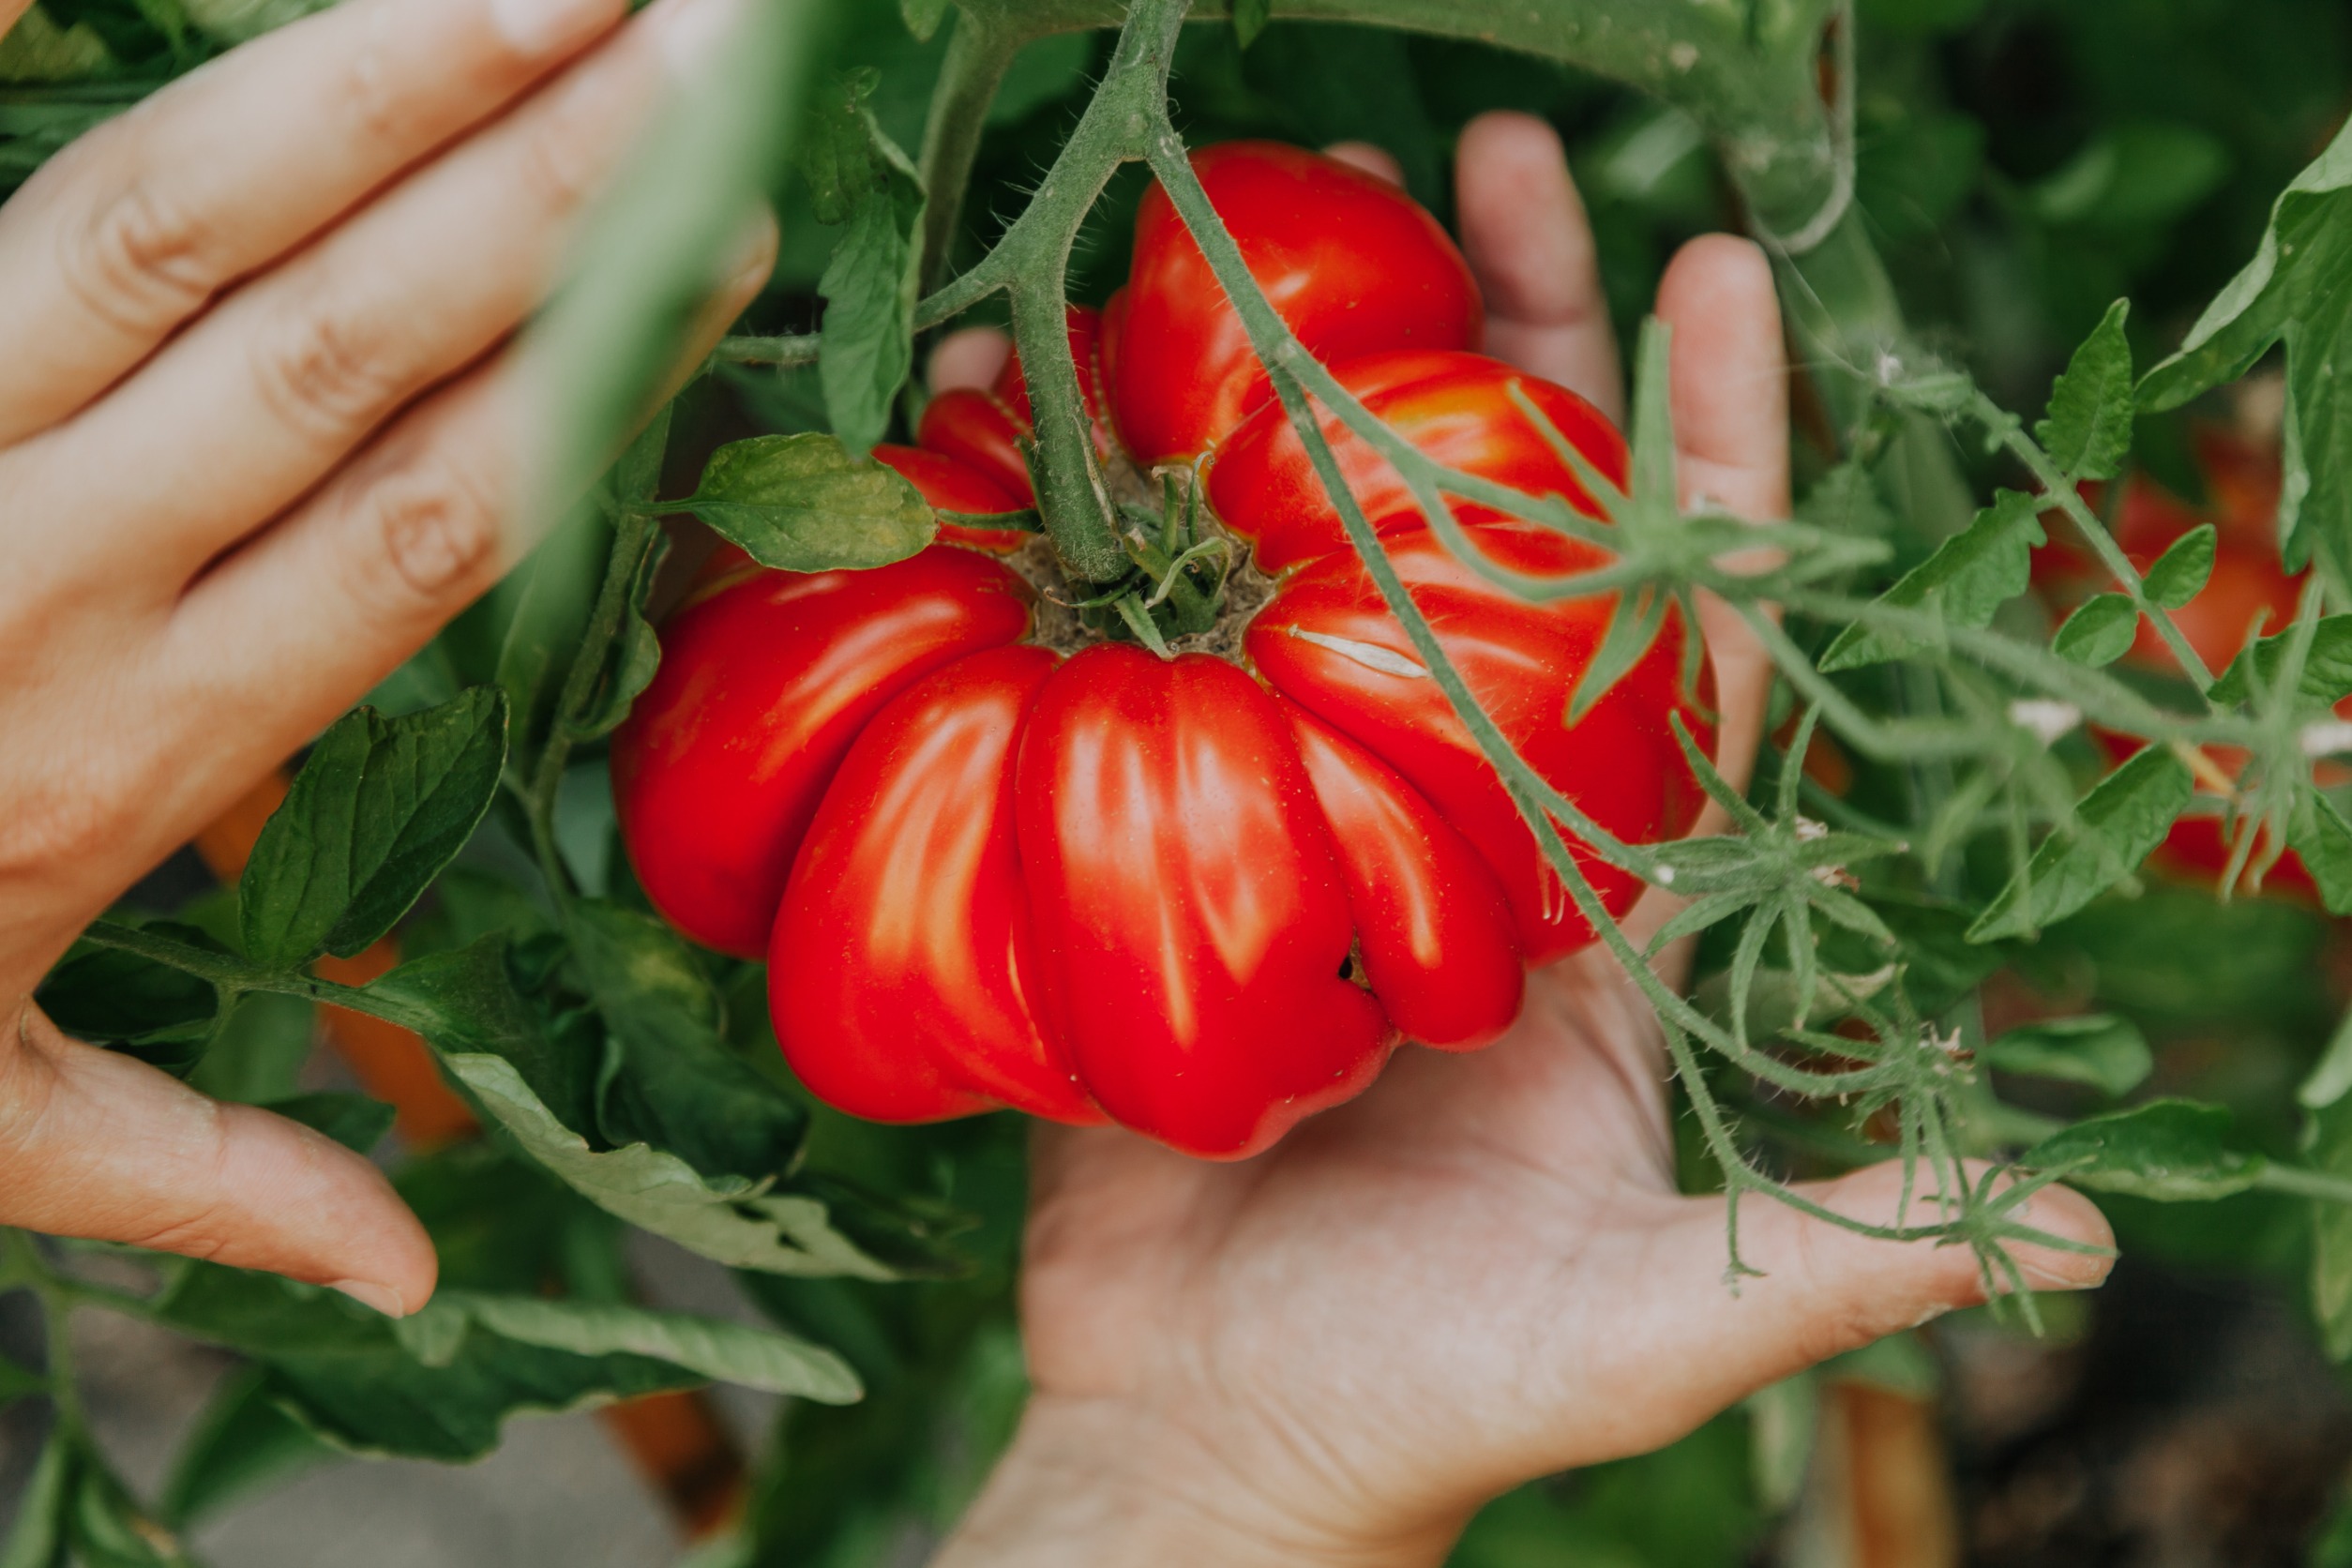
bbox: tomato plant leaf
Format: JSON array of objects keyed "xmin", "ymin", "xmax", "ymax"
[
  {"xmin": 897, "ymin": 0, "xmax": 947, "ymax": 43},
  {"xmin": 2291, "ymin": 787, "xmax": 2352, "ymax": 915},
  {"xmin": 1981, "ymin": 1014, "xmax": 2152, "ymax": 1097},
  {"xmin": 0, "ymin": 1353, "xmax": 44, "ymax": 1409},
  {"xmin": 798, "ymin": 70, "xmax": 925, "ymax": 457},
  {"xmin": 2019, "ymin": 1099, "xmax": 2265, "ymax": 1200},
  {"xmin": 2139, "ymin": 118, "xmax": 2352, "ymax": 582},
  {"xmin": 1819, "ymin": 490, "xmax": 2045, "ymax": 671},
  {"xmin": 158, "ymin": 1367, "xmax": 335, "ymax": 1529},
  {"xmin": 2309, "ymin": 1100, "xmax": 2352, "ymax": 1359},
  {"xmin": 567, "ymin": 900, "xmax": 808, "ymax": 1184},
  {"xmin": 1968, "ymin": 746, "xmax": 2194, "ymax": 942},
  {"xmin": 2209, "ymin": 614, "xmax": 2352, "ymax": 707},
  {"xmin": 240, "ymin": 687, "xmax": 507, "ymax": 969},
  {"xmin": 257, "ymin": 1093, "xmax": 396, "ymax": 1154},
  {"xmin": 2143, "ymin": 523, "xmax": 2217, "ymax": 610},
  {"xmin": 2051, "ymin": 592, "xmax": 2139, "ymax": 667},
  {"xmin": 67, "ymin": 1445, "xmax": 196, "ymax": 1568},
  {"xmin": 35, "ymin": 929, "xmax": 220, "ymax": 1078},
  {"xmin": 680, "ymin": 432, "xmax": 937, "ymax": 571},
  {"xmin": 2036, "ymin": 298, "xmax": 2134, "ymax": 481},
  {"xmin": 431, "ymin": 1292, "xmax": 859, "ymax": 1403}
]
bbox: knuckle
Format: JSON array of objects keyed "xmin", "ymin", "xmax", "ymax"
[
  {"xmin": 344, "ymin": 449, "xmax": 505, "ymax": 611},
  {"xmin": 516, "ymin": 125, "xmax": 603, "ymax": 213},
  {"xmin": 62, "ymin": 172, "xmax": 219, "ymax": 337},
  {"xmin": 249, "ymin": 285, "xmax": 408, "ymax": 445}
]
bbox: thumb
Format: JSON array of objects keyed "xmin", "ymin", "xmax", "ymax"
[
  {"xmin": 1649, "ymin": 1159, "xmax": 2113, "ymax": 1416},
  {"xmin": 0, "ymin": 1005, "xmax": 437, "ymax": 1315}
]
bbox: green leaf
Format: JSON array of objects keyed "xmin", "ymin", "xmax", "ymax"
[
  {"xmin": 568, "ymin": 901, "xmax": 807, "ymax": 1184},
  {"xmin": 2019, "ymin": 1099, "xmax": 2264, "ymax": 1200},
  {"xmin": 67, "ymin": 1449, "xmax": 197, "ymax": 1568},
  {"xmin": 259, "ymin": 1093, "xmax": 397, "ymax": 1154},
  {"xmin": 369, "ymin": 934, "xmax": 600, "ymax": 1146},
  {"xmin": 2028, "ymin": 123, "xmax": 2227, "ymax": 233},
  {"xmin": 2209, "ymin": 614, "xmax": 2352, "ymax": 707},
  {"xmin": 2036, "ymin": 298, "xmax": 2134, "ymax": 481},
  {"xmin": 35, "ymin": 931, "xmax": 219, "ymax": 1078},
  {"xmin": 2300, "ymin": 1002, "xmax": 2352, "ymax": 1112},
  {"xmin": 1798, "ymin": 461, "xmax": 1895, "ymax": 538},
  {"xmin": 1819, "ymin": 490, "xmax": 2045, "ymax": 670},
  {"xmin": 820, "ymin": 185, "xmax": 923, "ymax": 459},
  {"xmin": 240, "ymin": 687, "xmax": 508, "ymax": 968},
  {"xmin": 2051, "ymin": 592, "xmax": 2139, "ymax": 667},
  {"xmin": 187, "ymin": 992, "xmax": 315, "ymax": 1106},
  {"xmin": 2138, "ymin": 118, "xmax": 2352, "ymax": 583},
  {"xmin": 433, "ymin": 1291, "xmax": 858, "ymax": 1403},
  {"xmin": 2143, "ymin": 523, "xmax": 2217, "ymax": 610},
  {"xmin": 1981, "ymin": 1014, "xmax": 2152, "ymax": 1097},
  {"xmin": 798, "ymin": 72, "xmax": 925, "ymax": 458},
  {"xmin": 2291, "ymin": 788, "xmax": 2352, "ymax": 915},
  {"xmin": 568, "ymin": 408, "xmax": 675, "ymax": 745},
  {"xmin": 159, "ymin": 1367, "xmax": 335, "ymax": 1528},
  {"xmin": 0, "ymin": 1353, "xmax": 45, "ymax": 1407},
  {"xmin": 1968, "ymin": 746, "xmax": 2194, "ymax": 942},
  {"xmin": 1231, "ymin": 0, "xmax": 1270, "ymax": 48},
  {"xmin": 681, "ymin": 433, "xmax": 937, "ymax": 571}
]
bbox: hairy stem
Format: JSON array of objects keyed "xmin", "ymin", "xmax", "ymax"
[{"xmin": 916, "ymin": 10, "xmax": 1022, "ymax": 294}]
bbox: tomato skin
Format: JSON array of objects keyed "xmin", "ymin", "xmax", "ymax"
[
  {"xmin": 914, "ymin": 306, "xmax": 1108, "ymax": 505},
  {"xmin": 611, "ymin": 547, "xmax": 1034, "ymax": 958},
  {"xmin": 1285, "ymin": 701, "xmax": 1524, "ymax": 1048},
  {"xmin": 1209, "ymin": 351, "xmax": 1627, "ymax": 575},
  {"xmin": 1100, "ymin": 142, "xmax": 1483, "ymax": 469},
  {"xmin": 1248, "ymin": 526, "xmax": 1710, "ymax": 962},
  {"xmin": 1014, "ymin": 645, "xmax": 1393, "ymax": 1158},
  {"xmin": 768, "ymin": 646, "xmax": 1101, "ymax": 1123},
  {"xmin": 871, "ymin": 444, "xmax": 1030, "ymax": 553}
]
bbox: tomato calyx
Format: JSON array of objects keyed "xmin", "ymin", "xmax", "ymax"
[{"xmin": 1024, "ymin": 464, "xmax": 1240, "ymax": 659}]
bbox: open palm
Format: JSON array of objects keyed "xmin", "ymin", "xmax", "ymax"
[{"xmin": 937, "ymin": 115, "xmax": 2113, "ymax": 1568}]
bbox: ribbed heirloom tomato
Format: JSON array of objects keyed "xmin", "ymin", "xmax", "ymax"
[{"xmin": 612, "ymin": 143, "xmax": 1713, "ymax": 1158}]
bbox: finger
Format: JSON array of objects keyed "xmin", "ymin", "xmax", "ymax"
[
  {"xmin": 146, "ymin": 217, "xmax": 778, "ymax": 820},
  {"xmin": 1657, "ymin": 233, "xmax": 1786, "ymax": 809},
  {"xmin": 0, "ymin": 0, "xmax": 33, "ymax": 40},
  {"xmin": 0, "ymin": 0, "xmax": 627, "ymax": 445},
  {"xmin": 1515, "ymin": 1159, "xmax": 2112, "ymax": 1476},
  {"xmin": 1455, "ymin": 112, "xmax": 1621, "ymax": 421},
  {"xmin": 1322, "ymin": 141, "xmax": 1404, "ymax": 187},
  {"xmin": 37, "ymin": 0, "xmax": 689, "ymax": 594},
  {"xmin": 928, "ymin": 326, "xmax": 1013, "ymax": 394},
  {"xmin": 3, "ymin": 1006, "xmax": 437, "ymax": 1313}
]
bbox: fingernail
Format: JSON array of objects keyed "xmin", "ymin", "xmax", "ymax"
[
  {"xmin": 490, "ymin": 0, "xmax": 620, "ymax": 58},
  {"xmin": 656, "ymin": 0, "xmax": 744, "ymax": 79},
  {"xmin": 2020, "ymin": 1255, "xmax": 2113, "ymax": 1293},
  {"xmin": 330, "ymin": 1279, "xmax": 409, "ymax": 1318}
]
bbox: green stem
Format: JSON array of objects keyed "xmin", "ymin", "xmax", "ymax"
[
  {"xmin": 709, "ymin": 332, "xmax": 822, "ymax": 369},
  {"xmin": 80, "ymin": 922, "xmax": 442, "ymax": 1037},
  {"xmin": 2255, "ymin": 1163, "xmax": 2352, "ymax": 1206},
  {"xmin": 915, "ymin": 10, "xmax": 1022, "ymax": 294}
]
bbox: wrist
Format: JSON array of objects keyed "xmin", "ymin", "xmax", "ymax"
[{"xmin": 935, "ymin": 1395, "xmax": 1464, "ymax": 1568}]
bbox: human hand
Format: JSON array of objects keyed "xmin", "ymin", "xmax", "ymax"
[
  {"xmin": 0, "ymin": 0, "xmax": 772, "ymax": 1315},
  {"xmin": 932, "ymin": 114, "xmax": 2115, "ymax": 1567}
]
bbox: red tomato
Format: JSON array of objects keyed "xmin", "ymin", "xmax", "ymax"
[
  {"xmin": 612, "ymin": 146, "xmax": 1710, "ymax": 1159},
  {"xmin": 871, "ymin": 444, "xmax": 1030, "ymax": 553},
  {"xmin": 1209, "ymin": 349, "xmax": 1625, "ymax": 576},
  {"xmin": 915, "ymin": 305, "xmax": 1108, "ymax": 505},
  {"xmin": 1100, "ymin": 142, "xmax": 1483, "ymax": 468}
]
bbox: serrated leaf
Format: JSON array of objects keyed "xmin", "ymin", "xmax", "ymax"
[
  {"xmin": 1968, "ymin": 746, "xmax": 2194, "ymax": 942},
  {"xmin": 683, "ymin": 433, "xmax": 937, "ymax": 571},
  {"xmin": 1982, "ymin": 1014, "xmax": 2152, "ymax": 1096},
  {"xmin": 35, "ymin": 930, "xmax": 219, "ymax": 1077},
  {"xmin": 2143, "ymin": 523, "xmax": 2216, "ymax": 610},
  {"xmin": 1820, "ymin": 490, "xmax": 2045, "ymax": 670},
  {"xmin": 1231, "ymin": 0, "xmax": 1270, "ymax": 47},
  {"xmin": 436, "ymin": 1292, "xmax": 858, "ymax": 1402},
  {"xmin": 369, "ymin": 934, "xmax": 600, "ymax": 1143},
  {"xmin": 1799, "ymin": 461, "xmax": 1895, "ymax": 538},
  {"xmin": 2019, "ymin": 1099, "xmax": 2264, "ymax": 1200},
  {"xmin": 2291, "ymin": 788, "xmax": 2352, "ymax": 915},
  {"xmin": 567, "ymin": 901, "xmax": 805, "ymax": 1184},
  {"xmin": 259, "ymin": 1093, "xmax": 396, "ymax": 1154},
  {"xmin": 569, "ymin": 409, "xmax": 674, "ymax": 744},
  {"xmin": 2052, "ymin": 592, "xmax": 2139, "ymax": 667},
  {"xmin": 2139, "ymin": 118, "xmax": 2352, "ymax": 584},
  {"xmin": 2036, "ymin": 298, "xmax": 2134, "ymax": 480},
  {"xmin": 2209, "ymin": 614, "xmax": 2352, "ymax": 707},
  {"xmin": 240, "ymin": 688, "xmax": 507, "ymax": 968},
  {"xmin": 819, "ymin": 183, "xmax": 923, "ymax": 460}
]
